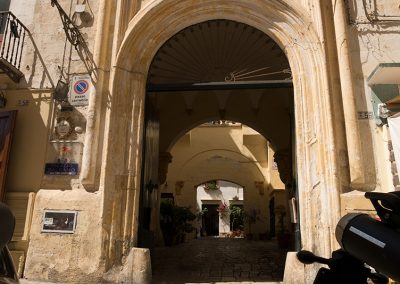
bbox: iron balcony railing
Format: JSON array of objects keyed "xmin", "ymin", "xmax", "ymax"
[{"xmin": 0, "ymin": 11, "xmax": 27, "ymax": 83}]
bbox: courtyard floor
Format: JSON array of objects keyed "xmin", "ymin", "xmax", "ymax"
[{"xmin": 151, "ymin": 237, "xmax": 288, "ymax": 284}]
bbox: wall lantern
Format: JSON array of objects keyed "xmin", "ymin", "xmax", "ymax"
[{"xmin": 54, "ymin": 80, "xmax": 69, "ymax": 102}]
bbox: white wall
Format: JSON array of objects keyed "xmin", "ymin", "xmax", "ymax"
[
  {"xmin": 196, "ymin": 180, "xmax": 243, "ymax": 235},
  {"xmin": 9, "ymin": 0, "xmax": 36, "ymax": 27}
]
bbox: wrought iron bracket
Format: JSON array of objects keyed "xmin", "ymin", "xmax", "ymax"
[{"xmin": 51, "ymin": 0, "xmax": 85, "ymax": 49}]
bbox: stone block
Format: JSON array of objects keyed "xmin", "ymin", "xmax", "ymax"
[
  {"xmin": 282, "ymin": 252, "xmax": 305, "ymax": 284},
  {"xmin": 340, "ymin": 190, "xmax": 375, "ymax": 216},
  {"xmin": 103, "ymin": 247, "xmax": 152, "ymax": 284}
]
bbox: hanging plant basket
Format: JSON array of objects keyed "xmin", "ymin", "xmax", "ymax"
[{"xmin": 203, "ymin": 180, "xmax": 219, "ymax": 191}]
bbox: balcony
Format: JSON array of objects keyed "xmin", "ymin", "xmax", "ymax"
[{"xmin": 0, "ymin": 11, "xmax": 27, "ymax": 83}]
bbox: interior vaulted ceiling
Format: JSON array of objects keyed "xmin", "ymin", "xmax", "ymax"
[
  {"xmin": 147, "ymin": 20, "xmax": 291, "ymax": 85},
  {"xmin": 146, "ymin": 20, "xmax": 294, "ymax": 153}
]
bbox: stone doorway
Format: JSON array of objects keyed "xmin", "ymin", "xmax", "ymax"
[
  {"xmin": 141, "ymin": 18, "xmax": 296, "ymax": 248},
  {"xmin": 108, "ymin": 1, "xmax": 343, "ymax": 281}
]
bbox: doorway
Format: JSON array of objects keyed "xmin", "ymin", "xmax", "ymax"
[
  {"xmin": 202, "ymin": 204, "xmax": 219, "ymax": 236},
  {"xmin": 109, "ymin": 2, "xmax": 343, "ymax": 281},
  {"xmin": 142, "ymin": 19, "xmax": 296, "ymax": 248}
]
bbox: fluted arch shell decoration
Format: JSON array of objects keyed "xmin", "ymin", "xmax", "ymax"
[{"xmin": 147, "ymin": 20, "xmax": 291, "ymax": 86}]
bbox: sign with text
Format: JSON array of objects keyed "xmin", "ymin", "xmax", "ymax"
[
  {"xmin": 68, "ymin": 75, "xmax": 92, "ymax": 106},
  {"xmin": 44, "ymin": 142, "xmax": 82, "ymax": 175},
  {"xmin": 42, "ymin": 210, "xmax": 78, "ymax": 234},
  {"xmin": 44, "ymin": 163, "xmax": 79, "ymax": 175}
]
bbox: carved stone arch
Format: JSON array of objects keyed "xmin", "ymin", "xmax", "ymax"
[{"xmin": 103, "ymin": 0, "xmax": 342, "ymax": 272}]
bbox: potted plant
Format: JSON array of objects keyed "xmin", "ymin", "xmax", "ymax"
[
  {"xmin": 203, "ymin": 180, "xmax": 219, "ymax": 191},
  {"xmin": 196, "ymin": 207, "xmax": 208, "ymax": 237},
  {"xmin": 229, "ymin": 204, "xmax": 244, "ymax": 237},
  {"xmin": 160, "ymin": 200, "xmax": 196, "ymax": 246}
]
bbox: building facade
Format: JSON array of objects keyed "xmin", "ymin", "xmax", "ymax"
[{"xmin": 0, "ymin": 0, "xmax": 400, "ymax": 283}]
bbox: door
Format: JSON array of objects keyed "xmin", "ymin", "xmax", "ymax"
[
  {"xmin": 202, "ymin": 204, "xmax": 219, "ymax": 236},
  {"xmin": 138, "ymin": 94, "xmax": 160, "ymax": 249},
  {"xmin": 0, "ymin": 110, "xmax": 16, "ymax": 202}
]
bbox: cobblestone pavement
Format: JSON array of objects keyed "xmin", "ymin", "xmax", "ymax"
[{"xmin": 152, "ymin": 237, "xmax": 287, "ymax": 284}]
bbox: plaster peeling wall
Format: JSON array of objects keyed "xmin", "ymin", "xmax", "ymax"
[
  {"xmin": 23, "ymin": 0, "xmax": 100, "ymax": 89},
  {"xmin": 12, "ymin": 0, "xmax": 112, "ymax": 281},
  {"xmin": 24, "ymin": 188, "xmax": 104, "ymax": 282},
  {"xmin": 344, "ymin": 0, "xmax": 400, "ymax": 192},
  {"xmin": 3, "ymin": 0, "xmax": 103, "ymax": 192},
  {"xmin": 9, "ymin": 0, "xmax": 36, "ymax": 27}
]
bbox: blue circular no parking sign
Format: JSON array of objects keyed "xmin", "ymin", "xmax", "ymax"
[{"xmin": 74, "ymin": 80, "xmax": 89, "ymax": 95}]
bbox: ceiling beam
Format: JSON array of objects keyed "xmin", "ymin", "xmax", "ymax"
[{"xmin": 147, "ymin": 80, "xmax": 293, "ymax": 92}]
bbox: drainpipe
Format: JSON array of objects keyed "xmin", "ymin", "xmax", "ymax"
[
  {"xmin": 331, "ymin": 0, "xmax": 366, "ymax": 189},
  {"xmin": 80, "ymin": 0, "xmax": 112, "ymax": 187}
]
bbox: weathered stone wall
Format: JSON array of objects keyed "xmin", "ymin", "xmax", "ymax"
[
  {"xmin": 24, "ymin": 188, "xmax": 104, "ymax": 282},
  {"xmin": 4, "ymin": 0, "xmax": 400, "ymax": 282},
  {"xmin": 9, "ymin": 0, "xmax": 113, "ymax": 281},
  {"xmin": 345, "ymin": 0, "xmax": 400, "ymax": 192}
]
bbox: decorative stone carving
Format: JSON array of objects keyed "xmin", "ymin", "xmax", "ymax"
[
  {"xmin": 175, "ymin": 181, "xmax": 184, "ymax": 196},
  {"xmin": 55, "ymin": 117, "xmax": 73, "ymax": 139}
]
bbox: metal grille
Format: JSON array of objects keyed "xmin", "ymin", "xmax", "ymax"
[{"xmin": 0, "ymin": 11, "xmax": 27, "ymax": 82}]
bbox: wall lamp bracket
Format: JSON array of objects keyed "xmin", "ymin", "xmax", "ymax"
[{"xmin": 51, "ymin": 0, "xmax": 85, "ymax": 49}]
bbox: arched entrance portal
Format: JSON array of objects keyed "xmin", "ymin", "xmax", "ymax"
[
  {"xmin": 105, "ymin": 0, "xmax": 342, "ymax": 281},
  {"xmin": 138, "ymin": 20, "xmax": 296, "ymax": 252}
]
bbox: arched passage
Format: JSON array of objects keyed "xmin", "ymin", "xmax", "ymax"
[
  {"xmin": 155, "ymin": 122, "xmax": 290, "ymax": 282},
  {"xmin": 102, "ymin": 0, "xmax": 343, "ymax": 279}
]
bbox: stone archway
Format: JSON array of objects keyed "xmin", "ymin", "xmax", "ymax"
[{"xmin": 103, "ymin": 0, "xmax": 343, "ymax": 280}]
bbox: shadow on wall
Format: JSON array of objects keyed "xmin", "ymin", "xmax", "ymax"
[
  {"xmin": 4, "ymin": 88, "xmax": 51, "ymax": 193},
  {"xmin": 4, "ymin": 24, "xmax": 57, "ymax": 192}
]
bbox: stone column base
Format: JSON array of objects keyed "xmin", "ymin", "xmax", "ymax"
[
  {"xmin": 283, "ymin": 251, "xmax": 306, "ymax": 283},
  {"xmin": 103, "ymin": 248, "xmax": 152, "ymax": 284}
]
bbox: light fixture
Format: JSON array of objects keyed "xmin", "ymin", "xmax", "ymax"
[{"xmin": 54, "ymin": 80, "xmax": 69, "ymax": 102}]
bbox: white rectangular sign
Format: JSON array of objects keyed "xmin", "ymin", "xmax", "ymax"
[
  {"xmin": 68, "ymin": 75, "xmax": 92, "ymax": 106},
  {"xmin": 42, "ymin": 210, "xmax": 78, "ymax": 234}
]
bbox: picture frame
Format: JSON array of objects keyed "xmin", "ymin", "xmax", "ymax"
[{"xmin": 41, "ymin": 210, "xmax": 78, "ymax": 234}]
